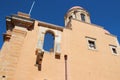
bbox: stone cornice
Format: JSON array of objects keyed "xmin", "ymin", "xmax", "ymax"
[
  {"xmin": 6, "ymin": 13, "xmax": 64, "ymax": 32},
  {"xmin": 11, "ymin": 14, "xmax": 34, "ymax": 23},
  {"xmin": 6, "ymin": 15, "xmax": 35, "ymax": 31},
  {"xmin": 38, "ymin": 21, "xmax": 64, "ymax": 31}
]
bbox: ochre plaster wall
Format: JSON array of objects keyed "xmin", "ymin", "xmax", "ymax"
[
  {"xmin": 61, "ymin": 19, "xmax": 120, "ymax": 80},
  {"xmin": 0, "ymin": 19, "xmax": 120, "ymax": 80}
]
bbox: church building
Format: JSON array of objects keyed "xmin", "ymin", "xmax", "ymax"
[{"xmin": 0, "ymin": 6, "xmax": 120, "ymax": 80}]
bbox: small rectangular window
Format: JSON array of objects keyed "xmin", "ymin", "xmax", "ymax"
[
  {"xmin": 86, "ymin": 37, "xmax": 96, "ymax": 50},
  {"xmin": 81, "ymin": 14, "xmax": 85, "ymax": 22},
  {"xmin": 110, "ymin": 45, "xmax": 118, "ymax": 54},
  {"xmin": 112, "ymin": 48, "xmax": 117, "ymax": 54},
  {"xmin": 88, "ymin": 40, "xmax": 96, "ymax": 49}
]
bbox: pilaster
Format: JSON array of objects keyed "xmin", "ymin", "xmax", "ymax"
[{"xmin": 0, "ymin": 28, "xmax": 27, "ymax": 80}]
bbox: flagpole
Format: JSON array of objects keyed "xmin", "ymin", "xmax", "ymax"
[{"xmin": 29, "ymin": 1, "xmax": 35, "ymax": 15}]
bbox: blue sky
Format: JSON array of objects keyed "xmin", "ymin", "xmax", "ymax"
[{"xmin": 0, "ymin": 0, "xmax": 120, "ymax": 49}]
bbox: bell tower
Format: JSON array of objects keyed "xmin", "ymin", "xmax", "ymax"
[{"xmin": 64, "ymin": 6, "xmax": 91, "ymax": 27}]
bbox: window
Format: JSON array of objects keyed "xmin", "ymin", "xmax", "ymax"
[
  {"xmin": 81, "ymin": 13, "xmax": 85, "ymax": 22},
  {"xmin": 43, "ymin": 31, "xmax": 55, "ymax": 52},
  {"xmin": 69, "ymin": 16, "xmax": 73, "ymax": 20},
  {"xmin": 112, "ymin": 48, "xmax": 117, "ymax": 53},
  {"xmin": 86, "ymin": 37, "xmax": 96, "ymax": 50},
  {"xmin": 110, "ymin": 45, "xmax": 118, "ymax": 54},
  {"xmin": 88, "ymin": 40, "xmax": 96, "ymax": 49}
]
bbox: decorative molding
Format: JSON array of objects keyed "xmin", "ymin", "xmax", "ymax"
[
  {"xmin": 12, "ymin": 19, "xmax": 34, "ymax": 30},
  {"xmin": 85, "ymin": 36, "xmax": 96, "ymax": 40},
  {"xmin": 38, "ymin": 21, "xmax": 63, "ymax": 31},
  {"xmin": 6, "ymin": 14, "xmax": 35, "ymax": 31}
]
